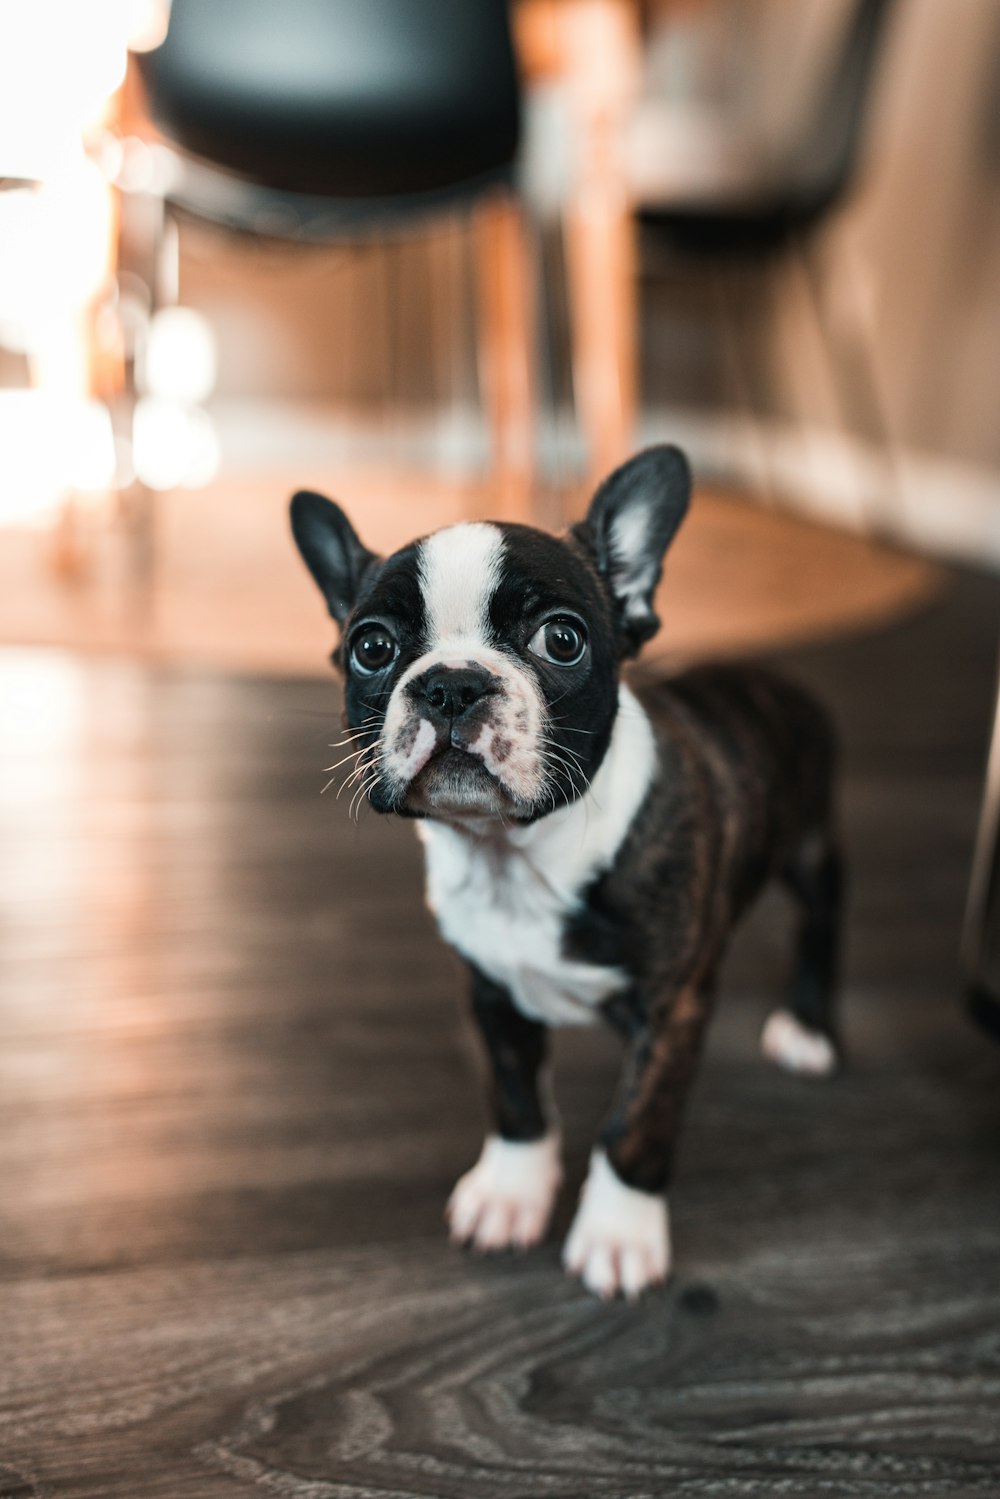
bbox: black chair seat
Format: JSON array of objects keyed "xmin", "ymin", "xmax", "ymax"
[
  {"xmin": 638, "ymin": 183, "xmax": 841, "ymax": 258},
  {"xmin": 638, "ymin": 0, "xmax": 894, "ymax": 260},
  {"xmin": 161, "ymin": 153, "xmax": 515, "ymax": 243},
  {"xmin": 139, "ymin": 0, "xmax": 520, "ymax": 200}
]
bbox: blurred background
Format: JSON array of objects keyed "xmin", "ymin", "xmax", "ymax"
[
  {"xmin": 2, "ymin": 0, "xmax": 998, "ymax": 667},
  {"xmin": 1, "ymin": 4, "xmax": 999, "ymax": 1492}
]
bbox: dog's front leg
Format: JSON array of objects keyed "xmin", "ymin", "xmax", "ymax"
[
  {"xmin": 564, "ymin": 983, "xmax": 712, "ymax": 1299},
  {"xmin": 447, "ymin": 965, "xmax": 561, "ymax": 1252}
]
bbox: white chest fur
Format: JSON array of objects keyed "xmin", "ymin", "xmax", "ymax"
[{"xmin": 418, "ymin": 685, "xmax": 657, "ymax": 1026}]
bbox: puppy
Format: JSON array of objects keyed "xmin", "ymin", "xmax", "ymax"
[{"xmin": 290, "ymin": 447, "xmax": 842, "ymax": 1299}]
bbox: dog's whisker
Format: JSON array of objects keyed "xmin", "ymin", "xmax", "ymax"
[
  {"xmin": 321, "ymin": 747, "xmax": 369, "ymax": 775},
  {"xmin": 338, "ymin": 750, "xmax": 381, "ymax": 800},
  {"xmin": 278, "ymin": 707, "xmax": 347, "ymax": 721},
  {"xmin": 537, "ymin": 741, "xmax": 591, "ymax": 793},
  {"xmin": 539, "ymin": 745, "xmax": 601, "ymax": 818},
  {"xmin": 321, "ymin": 742, "xmax": 379, "ymax": 798},
  {"xmin": 327, "ymin": 721, "xmax": 380, "ymax": 749},
  {"xmin": 539, "ymin": 736, "xmax": 589, "ymax": 778},
  {"xmin": 330, "ymin": 767, "xmax": 366, "ymax": 798},
  {"xmin": 350, "ymin": 767, "xmax": 382, "ymax": 823},
  {"xmin": 327, "ymin": 731, "xmax": 369, "ymax": 746},
  {"xmin": 539, "ymin": 742, "xmax": 594, "ymax": 826},
  {"xmin": 347, "ymin": 774, "xmax": 366, "ymax": 821},
  {"xmin": 548, "ymin": 717, "xmax": 597, "ymax": 736}
]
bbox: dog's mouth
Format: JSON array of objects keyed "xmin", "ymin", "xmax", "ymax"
[
  {"xmin": 376, "ymin": 670, "xmax": 549, "ymax": 821},
  {"xmin": 405, "ymin": 743, "xmax": 524, "ymax": 818}
]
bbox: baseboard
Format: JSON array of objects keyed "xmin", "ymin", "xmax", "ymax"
[
  {"xmin": 644, "ymin": 411, "xmax": 1000, "ymax": 572},
  {"xmin": 211, "ymin": 399, "xmax": 1000, "ymax": 570}
]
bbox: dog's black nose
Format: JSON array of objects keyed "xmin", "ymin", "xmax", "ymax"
[{"xmin": 416, "ymin": 666, "xmax": 495, "ymax": 721}]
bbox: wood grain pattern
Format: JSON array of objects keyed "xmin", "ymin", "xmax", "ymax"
[{"xmin": 1, "ymin": 568, "xmax": 999, "ymax": 1498}]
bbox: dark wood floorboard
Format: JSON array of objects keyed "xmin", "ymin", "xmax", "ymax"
[{"xmin": 1, "ymin": 570, "xmax": 999, "ymax": 1498}]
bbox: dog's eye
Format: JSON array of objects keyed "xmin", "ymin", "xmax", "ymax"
[
  {"xmin": 528, "ymin": 618, "xmax": 587, "ymax": 667},
  {"xmin": 351, "ymin": 629, "xmax": 397, "ymax": 674}
]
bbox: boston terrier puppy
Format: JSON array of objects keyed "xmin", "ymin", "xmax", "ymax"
[{"xmin": 290, "ymin": 447, "xmax": 842, "ymax": 1300}]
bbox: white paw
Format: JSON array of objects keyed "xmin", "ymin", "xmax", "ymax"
[
  {"xmin": 562, "ymin": 1151, "xmax": 671, "ymax": 1300},
  {"xmin": 761, "ymin": 1008, "xmax": 839, "ymax": 1076},
  {"xmin": 447, "ymin": 1133, "xmax": 562, "ymax": 1252}
]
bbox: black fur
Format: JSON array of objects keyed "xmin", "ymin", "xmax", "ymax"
[
  {"xmin": 469, "ymin": 965, "xmax": 549, "ymax": 1142},
  {"xmin": 290, "ymin": 491, "xmax": 381, "ymax": 625},
  {"xmin": 473, "ymin": 663, "xmax": 842, "ymax": 1196},
  {"xmin": 582, "ymin": 665, "xmax": 840, "ymax": 1192}
]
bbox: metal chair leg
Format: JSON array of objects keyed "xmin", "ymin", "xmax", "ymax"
[
  {"xmin": 710, "ymin": 260, "xmax": 780, "ymax": 508},
  {"xmin": 962, "ymin": 647, "xmax": 1000, "ymax": 1041},
  {"xmin": 795, "ymin": 231, "xmax": 902, "ymax": 541}
]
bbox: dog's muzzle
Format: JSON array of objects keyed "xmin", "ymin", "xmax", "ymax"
[
  {"xmin": 411, "ymin": 665, "xmax": 498, "ymax": 750},
  {"xmin": 377, "ymin": 653, "xmax": 547, "ymax": 816}
]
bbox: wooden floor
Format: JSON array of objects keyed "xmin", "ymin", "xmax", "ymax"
[
  {"xmin": 0, "ymin": 472, "xmax": 937, "ymax": 674},
  {"xmin": 1, "ymin": 567, "xmax": 999, "ymax": 1498}
]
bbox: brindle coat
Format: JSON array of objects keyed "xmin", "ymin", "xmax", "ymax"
[{"xmin": 473, "ymin": 663, "xmax": 842, "ymax": 1194}]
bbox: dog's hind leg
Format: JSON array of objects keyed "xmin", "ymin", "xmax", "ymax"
[{"xmin": 761, "ymin": 832, "xmax": 844, "ymax": 1077}]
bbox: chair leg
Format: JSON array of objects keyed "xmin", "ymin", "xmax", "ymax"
[
  {"xmin": 32, "ymin": 224, "xmax": 117, "ymax": 582},
  {"xmin": 710, "ymin": 261, "xmax": 781, "ymax": 507},
  {"xmin": 128, "ymin": 191, "xmax": 179, "ymax": 594},
  {"xmin": 535, "ymin": 221, "xmax": 581, "ymax": 533},
  {"xmin": 472, "ymin": 193, "xmax": 537, "ymax": 523},
  {"xmin": 376, "ymin": 236, "xmax": 401, "ymax": 467},
  {"xmin": 962, "ymin": 650, "xmax": 1000, "ymax": 1040},
  {"xmin": 556, "ymin": 0, "xmax": 640, "ymax": 494},
  {"xmin": 562, "ymin": 186, "xmax": 638, "ymax": 492},
  {"xmin": 795, "ymin": 231, "xmax": 902, "ymax": 539}
]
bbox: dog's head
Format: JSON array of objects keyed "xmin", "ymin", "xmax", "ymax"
[{"xmin": 290, "ymin": 446, "xmax": 690, "ymax": 823}]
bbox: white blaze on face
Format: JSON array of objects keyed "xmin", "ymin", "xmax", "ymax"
[
  {"xmin": 379, "ymin": 523, "xmax": 547, "ymax": 804},
  {"xmin": 419, "ymin": 522, "xmax": 505, "ymax": 642}
]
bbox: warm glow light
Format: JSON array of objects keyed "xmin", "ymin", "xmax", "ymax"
[
  {"xmin": 0, "ymin": 3, "xmax": 174, "ymax": 528},
  {"xmin": 0, "ymin": 393, "xmax": 116, "ymax": 524},
  {"xmin": 0, "ymin": 163, "xmax": 115, "ymax": 366},
  {"xmin": 0, "ymin": 3, "xmax": 132, "ymax": 180},
  {"xmin": 133, "ymin": 399, "xmax": 221, "ymax": 491},
  {"xmin": 0, "ymin": 652, "xmax": 86, "ymax": 763},
  {"xmin": 144, "ymin": 308, "xmax": 218, "ymax": 404},
  {"xmin": 65, "ymin": 399, "xmax": 119, "ymax": 492}
]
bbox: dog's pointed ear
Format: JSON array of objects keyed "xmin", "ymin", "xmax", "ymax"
[
  {"xmin": 289, "ymin": 491, "xmax": 381, "ymax": 624},
  {"xmin": 572, "ymin": 445, "xmax": 691, "ymax": 656}
]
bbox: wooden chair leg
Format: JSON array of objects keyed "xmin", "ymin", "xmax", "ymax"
[
  {"xmin": 563, "ymin": 186, "xmax": 638, "ymax": 493},
  {"xmin": 558, "ymin": 0, "xmax": 641, "ymax": 495},
  {"xmin": 472, "ymin": 193, "xmax": 537, "ymax": 524}
]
